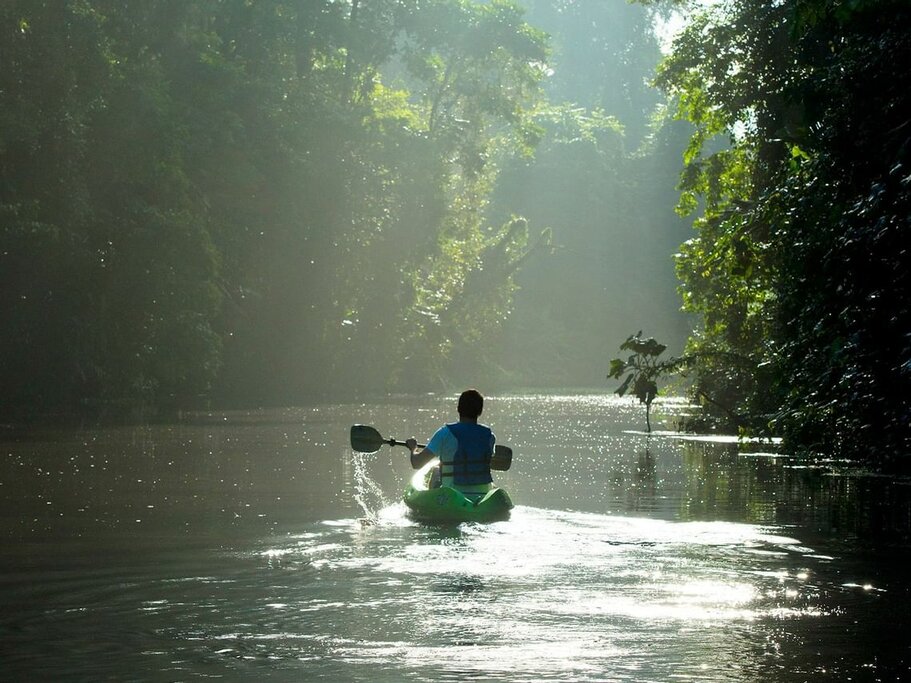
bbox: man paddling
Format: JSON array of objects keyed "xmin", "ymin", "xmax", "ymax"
[{"xmin": 405, "ymin": 389, "xmax": 496, "ymax": 497}]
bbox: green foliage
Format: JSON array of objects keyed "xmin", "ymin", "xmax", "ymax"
[
  {"xmin": 0, "ymin": 0, "xmax": 551, "ymax": 413},
  {"xmin": 326, "ymin": 0, "xmax": 550, "ymax": 393},
  {"xmin": 651, "ymin": 0, "xmax": 911, "ymax": 468},
  {"xmin": 0, "ymin": 0, "xmax": 224, "ymax": 411},
  {"xmin": 608, "ymin": 332, "xmax": 674, "ymax": 432},
  {"xmin": 483, "ymin": 0, "xmax": 694, "ymax": 387}
]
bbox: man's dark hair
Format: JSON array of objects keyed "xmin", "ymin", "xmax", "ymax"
[{"xmin": 457, "ymin": 389, "xmax": 484, "ymax": 419}]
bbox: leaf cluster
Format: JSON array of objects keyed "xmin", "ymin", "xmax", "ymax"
[{"xmin": 608, "ymin": 332, "xmax": 670, "ymax": 407}]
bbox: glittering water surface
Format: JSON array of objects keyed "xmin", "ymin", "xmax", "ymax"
[{"xmin": 1, "ymin": 394, "xmax": 909, "ymax": 681}]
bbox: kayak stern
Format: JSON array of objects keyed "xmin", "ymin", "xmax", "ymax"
[{"xmin": 403, "ymin": 460, "xmax": 513, "ymax": 523}]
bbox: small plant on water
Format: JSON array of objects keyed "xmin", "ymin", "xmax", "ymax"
[{"xmin": 608, "ymin": 332, "xmax": 678, "ymax": 433}]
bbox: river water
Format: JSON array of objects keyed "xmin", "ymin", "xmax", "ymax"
[{"xmin": 2, "ymin": 394, "xmax": 909, "ymax": 681}]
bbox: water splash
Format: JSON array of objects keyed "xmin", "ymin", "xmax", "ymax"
[{"xmin": 351, "ymin": 451, "xmax": 390, "ymax": 522}]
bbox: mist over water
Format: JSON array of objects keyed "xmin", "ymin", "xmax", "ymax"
[{"xmin": 2, "ymin": 394, "xmax": 908, "ymax": 681}]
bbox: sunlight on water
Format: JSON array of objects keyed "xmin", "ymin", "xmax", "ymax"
[
  {"xmin": 243, "ymin": 501, "xmax": 834, "ymax": 681},
  {"xmin": 3, "ymin": 394, "xmax": 907, "ymax": 681},
  {"xmin": 351, "ymin": 451, "xmax": 391, "ymax": 522}
]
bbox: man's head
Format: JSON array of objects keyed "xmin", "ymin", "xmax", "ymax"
[{"xmin": 457, "ymin": 389, "xmax": 484, "ymax": 420}]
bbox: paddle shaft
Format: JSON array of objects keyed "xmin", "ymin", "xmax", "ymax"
[
  {"xmin": 349, "ymin": 424, "xmax": 511, "ymax": 471},
  {"xmin": 389, "ymin": 438, "xmax": 425, "ymax": 450}
]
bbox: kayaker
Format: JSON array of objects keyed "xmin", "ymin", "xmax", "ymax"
[{"xmin": 405, "ymin": 389, "xmax": 495, "ymax": 497}]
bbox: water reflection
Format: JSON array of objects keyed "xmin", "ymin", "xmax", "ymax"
[{"xmin": 1, "ymin": 394, "xmax": 910, "ymax": 681}]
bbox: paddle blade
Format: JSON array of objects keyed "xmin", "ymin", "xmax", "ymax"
[
  {"xmin": 350, "ymin": 425, "xmax": 386, "ymax": 453},
  {"xmin": 491, "ymin": 445, "xmax": 512, "ymax": 471}
]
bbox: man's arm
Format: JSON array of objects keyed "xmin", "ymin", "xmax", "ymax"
[{"xmin": 405, "ymin": 438, "xmax": 436, "ymax": 469}]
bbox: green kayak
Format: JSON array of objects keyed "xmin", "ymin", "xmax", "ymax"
[{"xmin": 403, "ymin": 459, "xmax": 514, "ymax": 523}]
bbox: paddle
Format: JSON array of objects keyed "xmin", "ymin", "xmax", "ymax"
[{"xmin": 349, "ymin": 424, "xmax": 512, "ymax": 471}]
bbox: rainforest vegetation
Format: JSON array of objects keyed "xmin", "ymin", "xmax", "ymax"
[
  {"xmin": 653, "ymin": 0, "xmax": 910, "ymax": 470},
  {"xmin": 1, "ymin": 0, "xmax": 908, "ymax": 470}
]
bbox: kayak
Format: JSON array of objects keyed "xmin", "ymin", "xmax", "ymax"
[{"xmin": 403, "ymin": 459, "xmax": 514, "ymax": 523}]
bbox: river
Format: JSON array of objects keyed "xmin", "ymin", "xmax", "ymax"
[{"xmin": 1, "ymin": 393, "xmax": 909, "ymax": 681}]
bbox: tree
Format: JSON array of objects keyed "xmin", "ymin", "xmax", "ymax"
[
  {"xmin": 0, "ymin": 1, "xmax": 224, "ymax": 413},
  {"xmin": 485, "ymin": 1, "xmax": 694, "ymax": 387},
  {"xmin": 608, "ymin": 332, "xmax": 674, "ymax": 433},
  {"xmin": 0, "ymin": 0, "xmax": 554, "ymax": 413},
  {"xmin": 651, "ymin": 0, "xmax": 911, "ymax": 468},
  {"xmin": 361, "ymin": 0, "xmax": 551, "ymax": 390}
]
